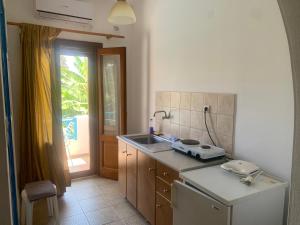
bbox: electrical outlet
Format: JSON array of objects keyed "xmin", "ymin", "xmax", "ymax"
[{"xmin": 203, "ymin": 105, "xmax": 210, "ymax": 112}]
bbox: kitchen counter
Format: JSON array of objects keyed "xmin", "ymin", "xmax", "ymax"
[{"xmin": 117, "ymin": 134, "xmax": 226, "ymax": 172}]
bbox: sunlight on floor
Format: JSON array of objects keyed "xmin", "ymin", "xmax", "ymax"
[
  {"xmin": 67, "ymin": 154, "xmax": 90, "ymax": 173},
  {"xmin": 33, "ymin": 176, "xmax": 149, "ymax": 225}
]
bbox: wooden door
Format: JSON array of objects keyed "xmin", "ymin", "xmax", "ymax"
[
  {"xmin": 118, "ymin": 140, "xmax": 127, "ymax": 197},
  {"xmin": 126, "ymin": 145, "xmax": 137, "ymax": 207},
  {"xmin": 98, "ymin": 47, "xmax": 126, "ymax": 179},
  {"xmin": 137, "ymin": 151, "xmax": 156, "ymax": 225},
  {"xmin": 156, "ymin": 193, "xmax": 173, "ymax": 225}
]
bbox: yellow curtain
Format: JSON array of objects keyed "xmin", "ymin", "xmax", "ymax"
[{"xmin": 19, "ymin": 24, "xmax": 70, "ymax": 194}]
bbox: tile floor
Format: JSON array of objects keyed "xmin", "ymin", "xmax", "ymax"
[{"xmin": 32, "ymin": 176, "xmax": 149, "ymax": 225}]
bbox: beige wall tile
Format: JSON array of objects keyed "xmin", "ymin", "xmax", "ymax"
[
  {"xmin": 202, "ymin": 131, "xmax": 218, "ymax": 146},
  {"xmin": 170, "ymin": 124, "xmax": 180, "ymax": 137},
  {"xmin": 171, "ymin": 92, "xmax": 180, "ymax": 108},
  {"xmin": 170, "ymin": 108, "xmax": 180, "ymax": 124},
  {"xmin": 217, "ymin": 115, "xmax": 234, "ymax": 136},
  {"xmin": 203, "ymin": 113, "xmax": 217, "ymax": 132},
  {"xmin": 155, "ymin": 91, "xmax": 236, "ymax": 155},
  {"xmin": 161, "ymin": 120, "xmax": 171, "ymax": 135},
  {"xmin": 161, "ymin": 92, "xmax": 171, "ymax": 107},
  {"xmin": 217, "ymin": 94, "xmax": 235, "ymax": 115},
  {"xmin": 180, "ymin": 126, "xmax": 191, "ymax": 139},
  {"xmin": 204, "ymin": 93, "xmax": 218, "ymax": 113},
  {"xmin": 190, "ymin": 111, "xmax": 203, "ymax": 129},
  {"xmin": 180, "ymin": 92, "xmax": 191, "ymax": 110},
  {"xmin": 156, "ymin": 92, "xmax": 163, "ymax": 107},
  {"xmin": 179, "ymin": 110, "xmax": 191, "ymax": 127},
  {"xmin": 218, "ymin": 135, "xmax": 234, "ymax": 156},
  {"xmin": 191, "ymin": 93, "xmax": 204, "ymax": 111},
  {"xmin": 190, "ymin": 128, "xmax": 203, "ymax": 140}
]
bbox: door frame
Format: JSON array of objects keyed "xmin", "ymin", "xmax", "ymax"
[
  {"xmin": 98, "ymin": 47, "xmax": 127, "ymax": 179},
  {"xmin": 54, "ymin": 39, "xmax": 102, "ymax": 178}
]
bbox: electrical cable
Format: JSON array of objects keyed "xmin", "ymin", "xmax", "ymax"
[{"xmin": 204, "ymin": 110, "xmax": 217, "ymax": 146}]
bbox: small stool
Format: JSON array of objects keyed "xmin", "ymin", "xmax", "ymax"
[{"xmin": 21, "ymin": 180, "xmax": 60, "ymax": 225}]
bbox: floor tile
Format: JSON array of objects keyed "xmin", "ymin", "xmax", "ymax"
[
  {"xmin": 112, "ymin": 201, "xmax": 140, "ymax": 219},
  {"xmin": 86, "ymin": 207, "xmax": 120, "ymax": 225},
  {"xmin": 60, "ymin": 214, "xmax": 89, "ymax": 225},
  {"xmin": 79, "ymin": 195, "xmax": 110, "ymax": 213},
  {"xmin": 32, "ymin": 176, "xmax": 146, "ymax": 225},
  {"xmin": 122, "ymin": 215, "xmax": 149, "ymax": 225},
  {"xmin": 107, "ymin": 221, "xmax": 125, "ymax": 225}
]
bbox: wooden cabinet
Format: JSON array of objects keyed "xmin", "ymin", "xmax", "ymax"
[
  {"xmin": 118, "ymin": 140, "xmax": 127, "ymax": 197},
  {"xmin": 118, "ymin": 139, "xmax": 180, "ymax": 225},
  {"xmin": 126, "ymin": 144, "xmax": 137, "ymax": 207},
  {"xmin": 156, "ymin": 161, "xmax": 179, "ymax": 225},
  {"xmin": 137, "ymin": 151, "xmax": 156, "ymax": 225},
  {"xmin": 156, "ymin": 193, "xmax": 172, "ymax": 225}
]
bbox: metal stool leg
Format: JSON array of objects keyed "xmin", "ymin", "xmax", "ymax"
[
  {"xmin": 21, "ymin": 190, "xmax": 26, "ymax": 225},
  {"xmin": 52, "ymin": 196, "xmax": 60, "ymax": 225},
  {"xmin": 47, "ymin": 197, "xmax": 54, "ymax": 216},
  {"xmin": 22, "ymin": 190, "xmax": 33, "ymax": 225}
]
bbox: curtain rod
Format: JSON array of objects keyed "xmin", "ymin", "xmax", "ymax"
[{"xmin": 7, "ymin": 21, "xmax": 125, "ymax": 39}]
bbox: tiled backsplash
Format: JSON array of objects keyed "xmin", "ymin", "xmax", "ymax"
[{"xmin": 155, "ymin": 91, "xmax": 236, "ymax": 156}]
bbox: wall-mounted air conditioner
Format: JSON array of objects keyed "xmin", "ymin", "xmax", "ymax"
[{"xmin": 34, "ymin": 0, "xmax": 94, "ymax": 24}]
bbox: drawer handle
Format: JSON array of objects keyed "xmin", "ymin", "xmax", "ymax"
[
  {"xmin": 212, "ymin": 205, "xmax": 220, "ymax": 211},
  {"xmin": 156, "ymin": 204, "xmax": 161, "ymax": 208},
  {"xmin": 127, "ymin": 153, "xmax": 132, "ymax": 156},
  {"xmin": 148, "ymin": 168, "xmax": 155, "ymax": 172},
  {"xmin": 122, "ymin": 151, "xmax": 126, "ymax": 153},
  {"xmin": 163, "ymin": 172, "xmax": 168, "ymax": 176},
  {"xmin": 163, "ymin": 188, "xmax": 169, "ymax": 193}
]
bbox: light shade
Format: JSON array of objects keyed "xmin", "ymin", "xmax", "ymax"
[{"xmin": 108, "ymin": 0, "xmax": 136, "ymax": 25}]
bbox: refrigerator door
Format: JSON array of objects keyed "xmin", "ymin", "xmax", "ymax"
[{"xmin": 172, "ymin": 180, "xmax": 231, "ymax": 225}]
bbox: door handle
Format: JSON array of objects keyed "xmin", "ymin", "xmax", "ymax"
[
  {"xmin": 148, "ymin": 168, "xmax": 155, "ymax": 172},
  {"xmin": 212, "ymin": 205, "xmax": 220, "ymax": 211}
]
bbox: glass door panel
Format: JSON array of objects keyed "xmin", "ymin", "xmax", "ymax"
[
  {"xmin": 103, "ymin": 55, "xmax": 120, "ymax": 135},
  {"xmin": 60, "ymin": 55, "xmax": 90, "ymax": 174}
]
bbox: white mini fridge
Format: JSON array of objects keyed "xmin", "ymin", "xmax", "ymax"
[{"xmin": 172, "ymin": 166, "xmax": 287, "ymax": 225}]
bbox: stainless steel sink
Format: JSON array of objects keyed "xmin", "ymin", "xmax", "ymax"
[
  {"xmin": 123, "ymin": 134, "xmax": 172, "ymax": 153},
  {"xmin": 128, "ymin": 135, "xmax": 163, "ymax": 144}
]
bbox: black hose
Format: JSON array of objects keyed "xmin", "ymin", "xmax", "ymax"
[{"xmin": 204, "ymin": 110, "xmax": 217, "ymax": 146}]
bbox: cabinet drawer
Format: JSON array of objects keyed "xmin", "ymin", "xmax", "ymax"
[
  {"xmin": 156, "ymin": 161, "xmax": 179, "ymax": 184},
  {"xmin": 156, "ymin": 178, "xmax": 171, "ymax": 201},
  {"xmin": 156, "ymin": 193, "xmax": 172, "ymax": 225}
]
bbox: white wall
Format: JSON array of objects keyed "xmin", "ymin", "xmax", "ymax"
[
  {"xmin": 131, "ymin": 0, "xmax": 294, "ymax": 181},
  {"xmin": 6, "ymin": 0, "xmax": 294, "ymax": 181}
]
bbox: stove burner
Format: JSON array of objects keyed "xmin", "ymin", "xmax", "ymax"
[
  {"xmin": 201, "ymin": 145, "xmax": 211, "ymax": 149},
  {"xmin": 181, "ymin": 139, "xmax": 200, "ymax": 145}
]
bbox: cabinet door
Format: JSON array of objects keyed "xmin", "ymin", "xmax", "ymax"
[
  {"xmin": 118, "ymin": 140, "xmax": 127, "ymax": 197},
  {"xmin": 172, "ymin": 181, "xmax": 230, "ymax": 225},
  {"xmin": 156, "ymin": 193, "xmax": 172, "ymax": 225},
  {"xmin": 126, "ymin": 145, "xmax": 137, "ymax": 207},
  {"xmin": 137, "ymin": 151, "xmax": 156, "ymax": 225}
]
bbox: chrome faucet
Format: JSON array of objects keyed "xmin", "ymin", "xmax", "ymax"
[{"xmin": 153, "ymin": 110, "xmax": 171, "ymax": 119}]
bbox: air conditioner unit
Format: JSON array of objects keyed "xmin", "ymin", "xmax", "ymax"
[{"xmin": 35, "ymin": 0, "xmax": 94, "ymax": 24}]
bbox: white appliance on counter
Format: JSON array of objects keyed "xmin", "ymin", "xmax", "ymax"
[
  {"xmin": 171, "ymin": 166, "xmax": 287, "ymax": 225},
  {"xmin": 171, "ymin": 140, "xmax": 225, "ymax": 160}
]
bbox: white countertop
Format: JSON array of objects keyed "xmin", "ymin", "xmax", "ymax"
[
  {"xmin": 180, "ymin": 165, "xmax": 288, "ymax": 205},
  {"xmin": 117, "ymin": 135, "xmax": 225, "ymax": 172}
]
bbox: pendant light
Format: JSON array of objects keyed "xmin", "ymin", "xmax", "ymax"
[{"xmin": 108, "ymin": 0, "xmax": 136, "ymax": 25}]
